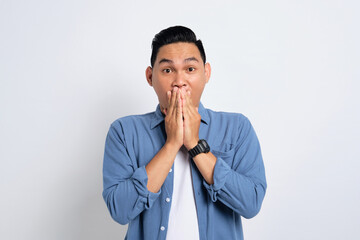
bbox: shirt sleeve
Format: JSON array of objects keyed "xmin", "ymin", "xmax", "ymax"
[
  {"xmin": 102, "ymin": 122, "xmax": 161, "ymax": 225},
  {"xmin": 203, "ymin": 115, "xmax": 267, "ymax": 219}
]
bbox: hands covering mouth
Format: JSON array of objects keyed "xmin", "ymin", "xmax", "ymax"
[{"xmin": 163, "ymin": 87, "xmax": 201, "ymax": 151}]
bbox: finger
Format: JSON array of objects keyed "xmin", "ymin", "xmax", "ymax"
[
  {"xmin": 183, "ymin": 91, "xmax": 193, "ymax": 115},
  {"xmin": 173, "ymin": 87, "xmax": 181, "ymax": 117},
  {"xmin": 186, "ymin": 91, "xmax": 193, "ymax": 106},
  {"xmin": 164, "ymin": 91, "xmax": 171, "ymax": 115},
  {"xmin": 183, "ymin": 95, "xmax": 192, "ymax": 122},
  {"xmin": 182, "ymin": 99, "xmax": 189, "ymax": 122},
  {"xmin": 169, "ymin": 87, "xmax": 178, "ymax": 116},
  {"xmin": 180, "ymin": 87, "xmax": 186, "ymax": 100},
  {"xmin": 180, "ymin": 88, "xmax": 186, "ymax": 112},
  {"xmin": 180, "ymin": 89, "xmax": 187, "ymax": 113},
  {"xmin": 176, "ymin": 88, "xmax": 182, "ymax": 122},
  {"xmin": 186, "ymin": 91, "xmax": 197, "ymax": 115},
  {"xmin": 167, "ymin": 90, "xmax": 171, "ymax": 106}
]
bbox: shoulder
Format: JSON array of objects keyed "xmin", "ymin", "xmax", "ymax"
[
  {"xmin": 203, "ymin": 107, "xmax": 255, "ymax": 148},
  {"xmin": 205, "ymin": 108, "xmax": 251, "ymax": 129},
  {"xmin": 109, "ymin": 111, "xmax": 155, "ymax": 132}
]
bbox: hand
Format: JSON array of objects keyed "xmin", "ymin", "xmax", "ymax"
[
  {"xmin": 181, "ymin": 88, "xmax": 201, "ymax": 150},
  {"xmin": 164, "ymin": 87, "xmax": 183, "ymax": 150}
]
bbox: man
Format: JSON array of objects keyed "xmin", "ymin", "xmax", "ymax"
[{"xmin": 102, "ymin": 26, "xmax": 267, "ymax": 240}]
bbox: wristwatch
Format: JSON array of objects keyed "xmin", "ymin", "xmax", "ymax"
[{"xmin": 188, "ymin": 139, "xmax": 210, "ymax": 158}]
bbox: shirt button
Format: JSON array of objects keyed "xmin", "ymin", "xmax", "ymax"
[
  {"xmin": 169, "ymin": 168, "xmax": 172, "ymax": 172},
  {"xmin": 165, "ymin": 197, "xmax": 170, "ymax": 202},
  {"xmin": 160, "ymin": 226, "xmax": 165, "ymax": 231}
]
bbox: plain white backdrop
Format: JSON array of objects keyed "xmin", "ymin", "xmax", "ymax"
[{"xmin": 1, "ymin": 0, "xmax": 359, "ymax": 239}]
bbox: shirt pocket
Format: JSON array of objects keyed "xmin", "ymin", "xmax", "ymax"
[{"xmin": 211, "ymin": 145, "xmax": 236, "ymax": 167}]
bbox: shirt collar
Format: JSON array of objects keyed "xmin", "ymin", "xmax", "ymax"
[{"xmin": 150, "ymin": 101, "xmax": 210, "ymax": 129}]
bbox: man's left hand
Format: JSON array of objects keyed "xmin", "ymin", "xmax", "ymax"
[{"xmin": 181, "ymin": 88, "xmax": 201, "ymax": 150}]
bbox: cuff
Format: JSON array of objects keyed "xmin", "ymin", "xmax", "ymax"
[
  {"xmin": 131, "ymin": 165, "xmax": 161, "ymax": 209},
  {"xmin": 203, "ymin": 157, "xmax": 231, "ymax": 202}
]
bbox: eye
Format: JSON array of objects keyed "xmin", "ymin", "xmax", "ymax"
[
  {"xmin": 162, "ymin": 68, "xmax": 172, "ymax": 73},
  {"xmin": 188, "ymin": 67, "xmax": 195, "ymax": 72}
]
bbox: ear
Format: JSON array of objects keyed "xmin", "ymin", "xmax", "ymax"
[
  {"xmin": 204, "ymin": 62, "xmax": 211, "ymax": 83},
  {"xmin": 146, "ymin": 66, "xmax": 153, "ymax": 86}
]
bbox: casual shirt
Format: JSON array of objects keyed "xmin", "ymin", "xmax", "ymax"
[
  {"xmin": 102, "ymin": 102, "xmax": 267, "ymax": 240},
  {"xmin": 166, "ymin": 146, "xmax": 200, "ymax": 240}
]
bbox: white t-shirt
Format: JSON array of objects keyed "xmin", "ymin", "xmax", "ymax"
[{"xmin": 166, "ymin": 146, "xmax": 200, "ymax": 240}]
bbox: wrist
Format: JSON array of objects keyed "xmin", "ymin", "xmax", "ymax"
[
  {"xmin": 188, "ymin": 139, "xmax": 210, "ymax": 158},
  {"xmin": 185, "ymin": 138, "xmax": 199, "ymax": 151},
  {"xmin": 164, "ymin": 141, "xmax": 182, "ymax": 153}
]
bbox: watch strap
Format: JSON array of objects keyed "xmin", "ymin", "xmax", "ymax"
[{"xmin": 189, "ymin": 139, "xmax": 210, "ymax": 158}]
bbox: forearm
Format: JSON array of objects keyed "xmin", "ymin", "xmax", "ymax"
[
  {"xmin": 192, "ymin": 151, "xmax": 217, "ymax": 185},
  {"xmin": 203, "ymin": 156, "xmax": 267, "ymax": 219},
  {"xmin": 145, "ymin": 142, "xmax": 180, "ymax": 193},
  {"xmin": 103, "ymin": 168, "xmax": 153, "ymax": 225},
  {"xmin": 215, "ymin": 169, "xmax": 266, "ymax": 218}
]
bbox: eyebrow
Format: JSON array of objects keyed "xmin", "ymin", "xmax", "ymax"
[
  {"xmin": 184, "ymin": 57, "xmax": 199, "ymax": 63},
  {"xmin": 158, "ymin": 58, "xmax": 173, "ymax": 64},
  {"xmin": 158, "ymin": 57, "xmax": 200, "ymax": 65}
]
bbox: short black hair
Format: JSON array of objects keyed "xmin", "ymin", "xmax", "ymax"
[{"xmin": 150, "ymin": 26, "xmax": 206, "ymax": 67}]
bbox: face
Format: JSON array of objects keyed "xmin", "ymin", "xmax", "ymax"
[{"xmin": 146, "ymin": 42, "xmax": 211, "ymax": 113}]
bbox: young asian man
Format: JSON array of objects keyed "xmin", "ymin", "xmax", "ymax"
[{"xmin": 102, "ymin": 26, "xmax": 267, "ymax": 240}]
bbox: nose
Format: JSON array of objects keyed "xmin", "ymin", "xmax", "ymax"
[{"xmin": 172, "ymin": 72, "xmax": 187, "ymax": 88}]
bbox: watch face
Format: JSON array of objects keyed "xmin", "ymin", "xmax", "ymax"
[{"xmin": 199, "ymin": 139, "xmax": 210, "ymax": 153}]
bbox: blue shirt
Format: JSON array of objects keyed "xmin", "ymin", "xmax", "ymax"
[{"xmin": 102, "ymin": 102, "xmax": 267, "ymax": 240}]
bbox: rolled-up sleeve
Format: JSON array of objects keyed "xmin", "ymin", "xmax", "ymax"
[
  {"xmin": 203, "ymin": 116, "xmax": 267, "ymax": 219},
  {"xmin": 102, "ymin": 123, "xmax": 161, "ymax": 225}
]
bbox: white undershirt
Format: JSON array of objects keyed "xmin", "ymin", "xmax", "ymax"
[{"xmin": 166, "ymin": 146, "xmax": 200, "ymax": 240}]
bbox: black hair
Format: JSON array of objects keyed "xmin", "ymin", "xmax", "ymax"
[{"xmin": 150, "ymin": 26, "xmax": 206, "ymax": 67}]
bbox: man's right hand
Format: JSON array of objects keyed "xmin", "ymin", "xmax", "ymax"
[
  {"xmin": 164, "ymin": 87, "xmax": 183, "ymax": 150},
  {"xmin": 145, "ymin": 87, "xmax": 183, "ymax": 193}
]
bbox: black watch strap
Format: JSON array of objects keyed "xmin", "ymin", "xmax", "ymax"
[{"xmin": 189, "ymin": 139, "xmax": 210, "ymax": 158}]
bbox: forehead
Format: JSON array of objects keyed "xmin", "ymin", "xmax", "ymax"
[{"xmin": 156, "ymin": 42, "xmax": 202, "ymax": 64}]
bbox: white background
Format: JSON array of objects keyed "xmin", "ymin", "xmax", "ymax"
[{"xmin": 1, "ymin": 0, "xmax": 359, "ymax": 239}]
